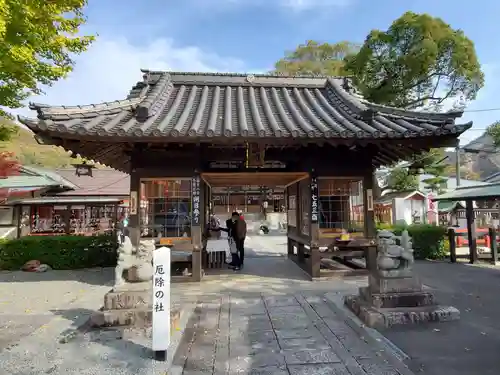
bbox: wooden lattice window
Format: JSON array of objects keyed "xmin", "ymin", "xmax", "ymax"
[{"xmin": 318, "ymin": 178, "xmax": 364, "ymax": 235}]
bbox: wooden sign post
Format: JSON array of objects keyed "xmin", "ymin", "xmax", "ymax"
[{"xmin": 152, "ymin": 246, "xmax": 171, "ymax": 361}]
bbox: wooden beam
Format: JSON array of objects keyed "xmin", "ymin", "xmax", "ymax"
[{"xmin": 466, "ymin": 200, "xmax": 478, "ymax": 264}]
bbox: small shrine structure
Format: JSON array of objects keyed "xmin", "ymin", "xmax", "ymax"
[{"xmin": 19, "ymin": 70, "xmax": 471, "ymax": 282}]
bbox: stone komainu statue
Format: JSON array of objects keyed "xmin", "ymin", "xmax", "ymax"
[
  {"xmin": 114, "ymin": 232, "xmax": 155, "ymax": 286},
  {"xmin": 376, "ymin": 229, "xmax": 414, "ymax": 277}
]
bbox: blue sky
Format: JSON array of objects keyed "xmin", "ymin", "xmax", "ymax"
[{"xmin": 19, "ymin": 0, "xmax": 500, "ymax": 145}]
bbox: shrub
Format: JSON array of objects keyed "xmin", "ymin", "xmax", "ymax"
[
  {"xmin": 376, "ymin": 223, "xmax": 447, "ymax": 260},
  {"xmin": 0, "ymin": 234, "xmax": 118, "ymax": 270},
  {"xmin": 406, "ymin": 224, "xmax": 447, "ymax": 260},
  {"xmin": 376, "ymin": 222, "xmax": 394, "ymax": 231}
]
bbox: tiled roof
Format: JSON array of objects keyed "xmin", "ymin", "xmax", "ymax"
[
  {"xmin": 18, "ymin": 71, "xmax": 472, "ymax": 140},
  {"xmin": 52, "ymin": 169, "xmax": 129, "ymax": 196}
]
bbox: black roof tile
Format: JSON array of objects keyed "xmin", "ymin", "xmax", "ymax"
[{"xmin": 18, "ymin": 71, "xmax": 472, "ymax": 140}]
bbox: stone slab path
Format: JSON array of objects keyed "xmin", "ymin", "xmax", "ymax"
[{"xmin": 171, "ymin": 292, "xmax": 411, "ymax": 375}]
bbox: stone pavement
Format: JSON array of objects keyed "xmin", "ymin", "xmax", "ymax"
[{"xmin": 170, "ymin": 292, "xmax": 412, "ymax": 375}]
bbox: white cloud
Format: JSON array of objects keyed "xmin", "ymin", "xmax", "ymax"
[{"xmin": 14, "ymin": 36, "xmax": 246, "ymax": 119}]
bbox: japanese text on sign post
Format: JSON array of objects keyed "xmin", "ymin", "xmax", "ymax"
[
  {"xmin": 192, "ymin": 175, "xmax": 201, "ymax": 226},
  {"xmin": 152, "ymin": 246, "xmax": 171, "ymax": 352},
  {"xmin": 310, "ymin": 177, "xmax": 319, "ymax": 224}
]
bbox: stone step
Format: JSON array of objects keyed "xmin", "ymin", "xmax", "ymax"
[
  {"xmin": 359, "ymin": 286, "xmax": 436, "ymax": 308},
  {"xmin": 90, "ymin": 307, "xmax": 180, "ymax": 330},
  {"xmin": 345, "ymin": 295, "xmax": 459, "ymax": 329},
  {"xmin": 104, "ymin": 289, "xmax": 151, "ymax": 310}
]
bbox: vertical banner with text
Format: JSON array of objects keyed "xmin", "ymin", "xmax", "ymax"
[
  {"xmin": 191, "ymin": 174, "xmax": 201, "ymax": 226},
  {"xmin": 310, "ymin": 176, "xmax": 319, "ymax": 224},
  {"xmin": 152, "ymin": 246, "xmax": 171, "ymax": 352},
  {"xmin": 129, "ymin": 191, "xmax": 138, "ymax": 215},
  {"xmin": 366, "ymin": 189, "xmax": 374, "ymax": 212}
]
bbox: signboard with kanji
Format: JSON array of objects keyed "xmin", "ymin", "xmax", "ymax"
[
  {"xmin": 152, "ymin": 246, "xmax": 171, "ymax": 358},
  {"xmin": 310, "ymin": 176, "xmax": 319, "ymax": 224},
  {"xmin": 191, "ymin": 174, "xmax": 201, "ymax": 226}
]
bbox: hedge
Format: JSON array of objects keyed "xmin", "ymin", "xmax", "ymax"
[
  {"xmin": 0, "ymin": 235, "xmax": 118, "ymax": 270},
  {"xmin": 376, "ymin": 223, "xmax": 447, "ymax": 260}
]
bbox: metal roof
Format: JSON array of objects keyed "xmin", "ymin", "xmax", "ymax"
[
  {"xmin": 18, "ymin": 70, "xmax": 471, "ymax": 141},
  {"xmin": 0, "ymin": 176, "xmax": 61, "ymax": 189},
  {"xmin": 433, "ymin": 183, "xmax": 500, "ymax": 201}
]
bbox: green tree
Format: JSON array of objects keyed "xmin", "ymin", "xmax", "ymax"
[
  {"xmin": 418, "ymin": 149, "xmax": 448, "ymax": 193},
  {"xmin": 0, "ymin": 0, "xmax": 95, "ymax": 125},
  {"xmin": 385, "ymin": 167, "xmax": 419, "ymax": 193},
  {"xmin": 274, "ymin": 40, "xmax": 359, "ymax": 76},
  {"xmin": 486, "ymin": 121, "xmax": 500, "ymax": 147},
  {"xmin": 345, "ymin": 11, "xmax": 484, "ymax": 109}
]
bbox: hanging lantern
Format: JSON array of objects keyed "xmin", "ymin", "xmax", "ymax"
[{"xmin": 72, "ymin": 160, "xmax": 95, "ymax": 177}]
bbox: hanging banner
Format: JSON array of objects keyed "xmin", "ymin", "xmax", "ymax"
[
  {"xmin": 310, "ymin": 176, "xmax": 319, "ymax": 224},
  {"xmin": 152, "ymin": 246, "xmax": 171, "ymax": 359},
  {"xmin": 191, "ymin": 174, "xmax": 201, "ymax": 226},
  {"xmin": 366, "ymin": 189, "xmax": 374, "ymax": 212},
  {"xmin": 129, "ymin": 191, "xmax": 138, "ymax": 215}
]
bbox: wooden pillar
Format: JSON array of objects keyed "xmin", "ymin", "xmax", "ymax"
[
  {"xmin": 63, "ymin": 205, "xmax": 71, "ymax": 234},
  {"xmin": 466, "ymin": 200, "xmax": 477, "ymax": 264},
  {"xmin": 287, "ymin": 238, "xmax": 294, "ymax": 255},
  {"xmin": 309, "ymin": 172, "xmax": 321, "ymax": 279},
  {"xmin": 15, "ymin": 205, "xmax": 21, "ymax": 239},
  {"xmin": 191, "ymin": 172, "xmax": 203, "ymax": 281},
  {"xmin": 489, "ymin": 227, "xmax": 497, "ymax": 265},
  {"xmin": 363, "ymin": 172, "xmax": 376, "ymax": 238},
  {"xmin": 448, "ymin": 228, "xmax": 457, "ymax": 263},
  {"xmin": 128, "ymin": 169, "xmax": 141, "ymax": 247}
]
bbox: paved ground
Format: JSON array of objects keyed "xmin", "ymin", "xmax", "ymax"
[
  {"xmin": 0, "ymin": 267, "xmax": 112, "ymax": 352},
  {"xmin": 0, "ymin": 235, "xmax": 413, "ymax": 375},
  {"xmin": 384, "ymin": 260, "xmax": 500, "ymax": 375},
  {"xmin": 8, "ymin": 236, "xmax": 500, "ymax": 374}
]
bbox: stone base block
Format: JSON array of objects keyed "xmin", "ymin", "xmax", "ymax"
[
  {"xmin": 359, "ymin": 287, "xmax": 436, "ymax": 308},
  {"xmin": 104, "ymin": 289, "xmax": 151, "ymax": 310},
  {"xmin": 369, "ymin": 274, "xmax": 423, "ymax": 294},
  {"xmin": 345, "ymin": 295, "xmax": 460, "ymax": 329},
  {"xmin": 90, "ymin": 308, "xmax": 181, "ymax": 330}
]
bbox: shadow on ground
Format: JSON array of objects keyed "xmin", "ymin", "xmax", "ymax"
[
  {"xmin": 383, "ymin": 260, "xmax": 500, "ymax": 375},
  {"xmin": 50, "ymin": 307, "xmax": 156, "ymax": 372}
]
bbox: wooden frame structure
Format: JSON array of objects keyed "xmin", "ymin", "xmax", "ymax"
[
  {"xmin": 434, "ymin": 183, "xmax": 500, "ymax": 264},
  {"xmin": 19, "ymin": 71, "xmax": 471, "ymax": 280}
]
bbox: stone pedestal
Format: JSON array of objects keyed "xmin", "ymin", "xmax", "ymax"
[
  {"xmin": 345, "ymin": 274, "xmax": 460, "ymax": 329},
  {"xmin": 89, "ymin": 282, "xmax": 180, "ymax": 331}
]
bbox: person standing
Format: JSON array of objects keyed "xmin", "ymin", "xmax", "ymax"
[{"xmin": 218, "ymin": 211, "xmax": 247, "ymax": 270}]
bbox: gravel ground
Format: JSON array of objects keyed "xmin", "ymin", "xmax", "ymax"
[{"xmin": 0, "ymin": 267, "xmax": 113, "ymax": 352}]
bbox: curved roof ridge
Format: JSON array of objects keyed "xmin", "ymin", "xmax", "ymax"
[
  {"xmin": 140, "ymin": 69, "xmax": 342, "ymax": 79},
  {"xmin": 324, "ymin": 77, "xmax": 464, "ymax": 122},
  {"xmin": 29, "ymin": 98, "xmax": 142, "ymax": 114}
]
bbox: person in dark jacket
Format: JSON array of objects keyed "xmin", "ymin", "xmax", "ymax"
[{"xmin": 218, "ymin": 211, "xmax": 247, "ymax": 270}]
